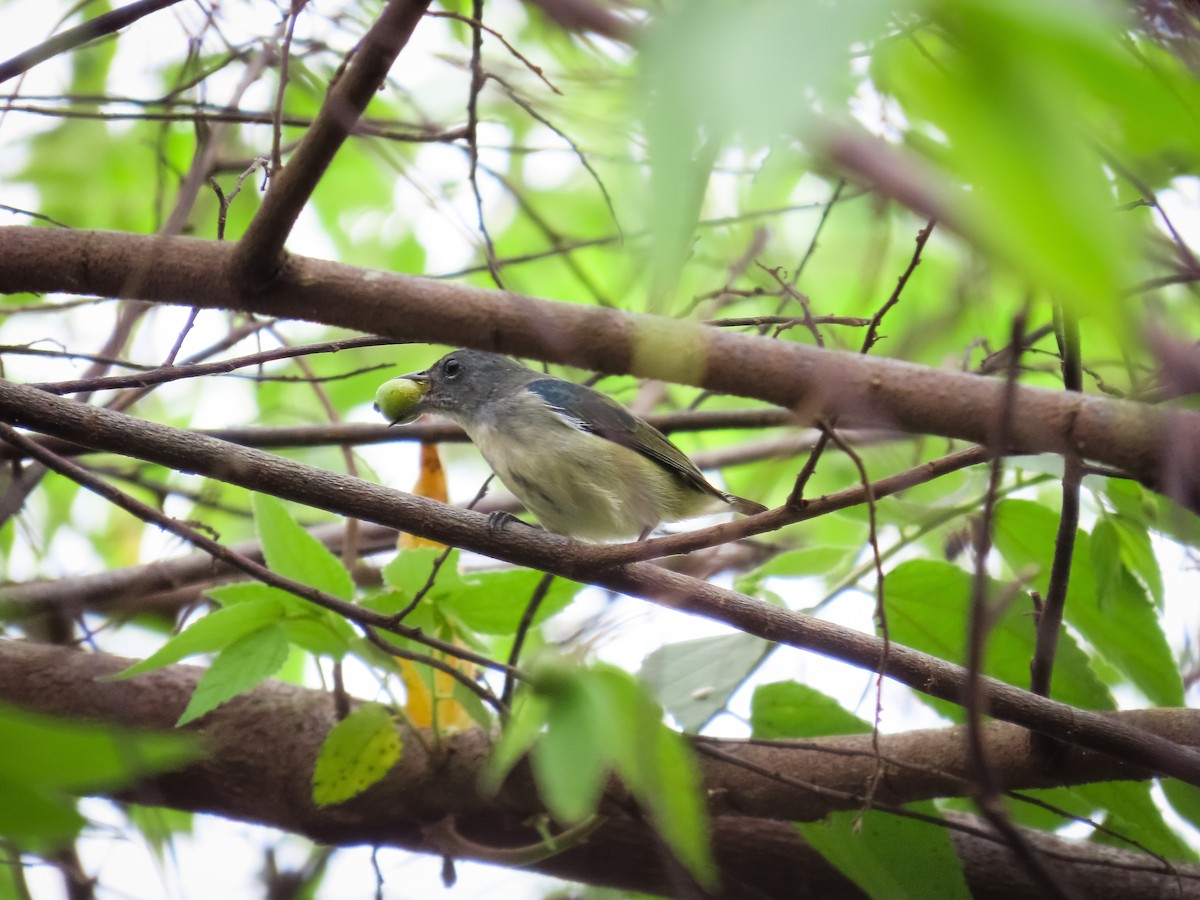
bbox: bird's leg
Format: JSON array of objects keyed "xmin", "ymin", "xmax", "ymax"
[{"xmin": 487, "ymin": 510, "xmax": 539, "ymax": 536}]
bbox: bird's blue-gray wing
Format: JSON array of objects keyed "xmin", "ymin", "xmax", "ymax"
[{"xmin": 525, "ymin": 378, "xmax": 726, "ymax": 500}]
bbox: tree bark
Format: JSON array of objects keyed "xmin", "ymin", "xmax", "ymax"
[
  {"xmin": 1, "ymin": 226, "xmax": 1195, "ymax": 505},
  {"xmin": 1, "ymin": 641, "xmax": 1196, "ymax": 898}
]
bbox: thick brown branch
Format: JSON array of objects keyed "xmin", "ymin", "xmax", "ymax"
[
  {"xmin": 0, "ymin": 381, "xmax": 1198, "ymax": 787},
  {"xmin": 0, "ymin": 642, "xmax": 1196, "ymax": 899},
  {"xmin": 0, "ymin": 227, "xmax": 1190, "ymax": 503}
]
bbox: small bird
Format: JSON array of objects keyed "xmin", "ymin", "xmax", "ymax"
[{"xmin": 376, "ymin": 349, "xmax": 766, "ymax": 542}]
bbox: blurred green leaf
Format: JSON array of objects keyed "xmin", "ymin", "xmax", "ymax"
[
  {"xmin": 486, "ymin": 660, "xmax": 713, "ymax": 886},
  {"xmin": 123, "ymin": 805, "xmax": 194, "ymax": 863},
  {"xmin": 0, "ymin": 778, "xmax": 85, "ymax": 850},
  {"xmin": 873, "ymin": 1, "xmax": 1154, "ymax": 320},
  {"xmin": 639, "ymin": 0, "xmax": 902, "ymax": 310},
  {"xmin": 0, "ymin": 702, "xmax": 193, "ymax": 850},
  {"xmin": 481, "ymin": 691, "xmax": 550, "ymax": 794},
  {"xmin": 531, "ymin": 672, "xmax": 612, "ymax": 823}
]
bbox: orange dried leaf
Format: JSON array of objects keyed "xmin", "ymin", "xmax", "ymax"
[{"xmin": 400, "ymin": 442, "xmax": 447, "ymax": 550}]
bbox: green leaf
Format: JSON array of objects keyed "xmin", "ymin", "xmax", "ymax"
[
  {"xmin": 0, "ymin": 702, "xmax": 194, "ymax": 850},
  {"xmin": 104, "ymin": 597, "xmax": 285, "ymax": 680},
  {"xmin": 1110, "ymin": 515, "xmax": 1164, "ymax": 608},
  {"xmin": 176, "ymin": 624, "xmax": 290, "ymax": 726},
  {"xmin": 252, "ymin": 494, "xmax": 354, "ymax": 600},
  {"xmin": 1089, "ymin": 517, "xmax": 1122, "ymax": 608},
  {"xmin": 451, "ymin": 679, "xmax": 493, "ymax": 730},
  {"xmin": 640, "ymin": 632, "xmax": 768, "ymax": 732},
  {"xmin": 481, "ymin": 691, "xmax": 550, "ymax": 795},
  {"xmin": 594, "ymin": 665, "xmax": 715, "ymax": 888},
  {"xmin": 312, "ymin": 703, "xmax": 402, "ymax": 806},
  {"xmin": 282, "ymin": 616, "xmax": 353, "ymax": 659},
  {"xmin": 885, "ymin": 559, "xmax": 1114, "ymax": 720},
  {"xmin": 756, "ymin": 546, "xmax": 861, "ymax": 580},
  {"xmin": 1162, "ymin": 780, "xmax": 1200, "ymax": 837},
  {"xmin": 798, "ymin": 804, "xmax": 971, "ymax": 900},
  {"xmin": 0, "ymin": 777, "xmax": 85, "ymax": 850},
  {"xmin": 993, "ymin": 500, "xmax": 1183, "ymax": 706},
  {"xmin": 206, "ymin": 582, "xmax": 282, "ymax": 607},
  {"xmin": 1083, "ymin": 781, "xmax": 1199, "ymax": 862},
  {"xmin": 641, "ymin": 719, "xmax": 715, "ymax": 889},
  {"xmin": 382, "ymin": 547, "xmax": 462, "ymax": 596},
  {"xmin": 443, "ymin": 570, "xmax": 580, "ymax": 635},
  {"xmin": 208, "ymin": 580, "xmax": 354, "ymax": 659},
  {"xmin": 1104, "ymin": 479, "xmax": 1157, "ymax": 527},
  {"xmin": 484, "ymin": 661, "xmax": 714, "ymax": 886},
  {"xmin": 750, "ymin": 681, "xmax": 870, "ymax": 739},
  {"xmin": 639, "ymin": 0, "xmax": 901, "ymax": 312},
  {"xmin": 532, "ymin": 675, "xmax": 611, "ymax": 822},
  {"xmin": 873, "ymin": 1, "xmax": 1145, "ymax": 320},
  {"xmin": 0, "ymin": 704, "xmax": 193, "ymax": 791},
  {"xmin": 123, "ymin": 805, "xmax": 194, "ymax": 863}
]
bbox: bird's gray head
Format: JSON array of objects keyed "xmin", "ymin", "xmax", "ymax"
[{"xmin": 404, "ymin": 349, "xmax": 537, "ymax": 423}]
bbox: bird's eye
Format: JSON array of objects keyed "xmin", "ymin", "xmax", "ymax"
[{"xmin": 444, "ymin": 358, "xmax": 461, "ymax": 378}]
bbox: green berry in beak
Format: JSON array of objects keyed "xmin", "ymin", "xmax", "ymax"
[{"xmin": 374, "ymin": 377, "xmax": 429, "ymax": 425}]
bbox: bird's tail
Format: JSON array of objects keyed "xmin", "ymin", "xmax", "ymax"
[{"xmin": 725, "ymin": 493, "xmax": 768, "ymax": 516}]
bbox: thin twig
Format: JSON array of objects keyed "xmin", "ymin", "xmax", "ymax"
[
  {"xmin": 428, "ymin": 12, "xmax": 561, "ymax": 96},
  {"xmin": 1029, "ymin": 307, "xmax": 1083, "ymax": 711},
  {"xmin": 0, "ymin": 101, "xmax": 467, "ymax": 144},
  {"xmin": 706, "ymin": 314, "xmax": 870, "ymax": 329},
  {"xmin": 822, "ymin": 428, "xmax": 890, "ymax": 811},
  {"xmin": 501, "ymin": 573, "xmax": 555, "ymax": 707},
  {"xmin": 755, "ymin": 264, "xmax": 824, "ymax": 346},
  {"xmin": 964, "ymin": 311, "xmax": 1073, "ymax": 899},
  {"xmin": 465, "ymin": 0, "xmax": 504, "ymax": 288},
  {"xmin": 790, "ymin": 178, "xmax": 845, "ymax": 288},
  {"xmin": 28, "ymin": 335, "xmax": 395, "ymax": 395},
  {"xmin": 0, "ymin": 0, "xmax": 185, "ymax": 84},
  {"xmin": 489, "ymin": 76, "xmax": 621, "ymax": 239},
  {"xmin": 861, "ymin": 218, "xmax": 936, "ymax": 353},
  {"xmin": 272, "ymin": 2, "xmax": 309, "ymax": 176}
]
